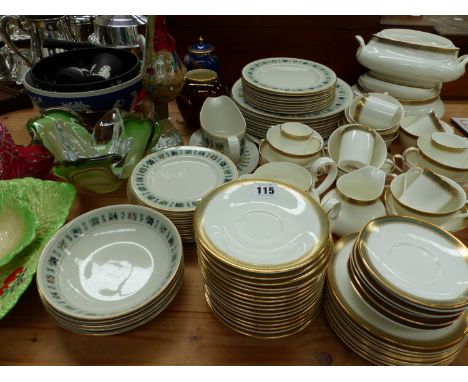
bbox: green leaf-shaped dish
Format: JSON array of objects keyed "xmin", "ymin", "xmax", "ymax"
[
  {"xmin": 0, "ymin": 195, "xmax": 39, "ymax": 267},
  {"xmin": 0, "ymin": 178, "xmax": 76, "ymax": 319}
]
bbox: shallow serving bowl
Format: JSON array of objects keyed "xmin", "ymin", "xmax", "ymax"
[{"xmin": 37, "ymin": 204, "xmax": 183, "ymax": 320}]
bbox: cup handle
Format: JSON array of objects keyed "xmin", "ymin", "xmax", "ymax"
[
  {"xmin": 392, "ymin": 154, "xmax": 405, "ymax": 174},
  {"xmin": 321, "ymin": 198, "xmax": 341, "ymax": 220},
  {"xmin": 308, "ymin": 188, "xmax": 320, "ymax": 202},
  {"xmin": 225, "ymin": 136, "xmax": 241, "ymax": 163},
  {"xmin": 380, "ymin": 152, "xmax": 397, "ymax": 174},
  {"xmin": 309, "ymin": 157, "xmax": 338, "ymax": 196},
  {"xmin": 402, "ymin": 167, "xmax": 423, "ymax": 193},
  {"xmin": 384, "ymin": 173, "xmax": 398, "ymax": 188}
]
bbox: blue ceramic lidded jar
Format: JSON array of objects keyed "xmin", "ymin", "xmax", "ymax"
[{"xmin": 183, "ymin": 36, "xmax": 220, "ymax": 73}]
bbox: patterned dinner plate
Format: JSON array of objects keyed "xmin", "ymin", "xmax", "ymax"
[
  {"xmin": 241, "ymin": 58, "xmax": 337, "ymax": 95},
  {"xmin": 130, "ymin": 146, "xmax": 238, "ymax": 212},
  {"xmin": 232, "ymin": 78, "xmax": 353, "ymax": 121}
]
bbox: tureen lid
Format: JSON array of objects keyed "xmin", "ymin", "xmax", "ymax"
[{"xmin": 188, "ymin": 36, "xmax": 215, "ymax": 54}]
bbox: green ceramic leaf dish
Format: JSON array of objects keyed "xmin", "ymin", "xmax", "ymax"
[
  {"xmin": 0, "ymin": 194, "xmax": 39, "ymax": 267},
  {"xmin": 0, "ymin": 178, "xmax": 76, "ymax": 319}
]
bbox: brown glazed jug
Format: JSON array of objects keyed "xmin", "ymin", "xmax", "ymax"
[{"xmin": 176, "ymin": 69, "xmax": 226, "ymax": 130}]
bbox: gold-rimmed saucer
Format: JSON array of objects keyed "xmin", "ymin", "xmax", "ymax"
[
  {"xmin": 324, "ymin": 233, "xmax": 467, "ymax": 365},
  {"xmin": 195, "ymin": 179, "xmax": 332, "ymax": 338}
]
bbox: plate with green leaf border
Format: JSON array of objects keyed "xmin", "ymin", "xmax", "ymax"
[
  {"xmin": 0, "ymin": 194, "xmax": 39, "ymax": 267},
  {"xmin": 0, "ymin": 178, "xmax": 76, "ymax": 319}
]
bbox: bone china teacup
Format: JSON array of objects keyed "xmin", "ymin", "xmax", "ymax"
[{"xmin": 240, "ymin": 159, "xmax": 337, "ymax": 201}]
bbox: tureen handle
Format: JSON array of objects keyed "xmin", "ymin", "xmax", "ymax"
[{"xmin": 355, "ymin": 35, "xmax": 366, "ymax": 50}]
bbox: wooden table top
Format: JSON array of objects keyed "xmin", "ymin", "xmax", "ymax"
[{"xmin": 0, "ymin": 101, "xmax": 466, "ymax": 366}]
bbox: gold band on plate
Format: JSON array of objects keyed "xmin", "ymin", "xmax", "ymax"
[
  {"xmin": 347, "ymin": 254, "xmax": 459, "ymax": 330},
  {"xmin": 198, "ymin": 242, "xmax": 332, "ymax": 287},
  {"xmin": 326, "ymin": 234, "xmax": 468, "ymax": 350},
  {"xmin": 324, "ymin": 296, "xmax": 464, "ymax": 365},
  {"xmin": 357, "ymin": 216, "xmax": 468, "ymax": 309},
  {"xmin": 193, "ymin": 178, "xmax": 330, "ymax": 274},
  {"xmin": 325, "ymin": 295, "xmax": 466, "ymax": 362},
  {"xmin": 350, "ymin": 244, "xmax": 465, "ymax": 322},
  {"xmin": 197, "ymin": 236, "xmax": 333, "ymax": 282}
]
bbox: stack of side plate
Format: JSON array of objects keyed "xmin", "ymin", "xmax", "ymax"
[
  {"xmin": 127, "ymin": 146, "xmax": 238, "ymax": 243},
  {"xmin": 241, "ymin": 58, "xmax": 337, "ymax": 114},
  {"xmin": 231, "ymin": 78, "xmax": 353, "ymax": 141},
  {"xmin": 194, "ymin": 179, "xmax": 333, "ymax": 338},
  {"xmin": 349, "ymin": 216, "xmax": 468, "ymax": 330},
  {"xmin": 36, "ymin": 205, "xmax": 184, "ymax": 335},
  {"xmin": 324, "ymin": 225, "xmax": 468, "ymax": 365}
]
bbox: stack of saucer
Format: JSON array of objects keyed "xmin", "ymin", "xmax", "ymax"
[
  {"xmin": 128, "ymin": 146, "xmax": 238, "ymax": 242},
  {"xmin": 36, "ymin": 205, "xmax": 184, "ymax": 335},
  {"xmin": 194, "ymin": 179, "xmax": 332, "ymax": 338},
  {"xmin": 324, "ymin": 217, "xmax": 468, "ymax": 365},
  {"xmin": 241, "ymin": 58, "xmax": 337, "ymax": 114},
  {"xmin": 231, "ymin": 78, "xmax": 353, "ymax": 141},
  {"xmin": 349, "ymin": 216, "xmax": 468, "ymax": 330}
]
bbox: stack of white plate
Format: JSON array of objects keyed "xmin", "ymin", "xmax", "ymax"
[
  {"xmin": 127, "ymin": 146, "xmax": 238, "ymax": 243},
  {"xmin": 349, "ymin": 216, "xmax": 468, "ymax": 329},
  {"xmin": 194, "ymin": 179, "xmax": 333, "ymax": 338},
  {"xmin": 231, "ymin": 78, "xmax": 353, "ymax": 141},
  {"xmin": 324, "ymin": 216, "xmax": 468, "ymax": 365},
  {"xmin": 241, "ymin": 58, "xmax": 337, "ymax": 114},
  {"xmin": 37, "ymin": 205, "xmax": 184, "ymax": 335}
]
